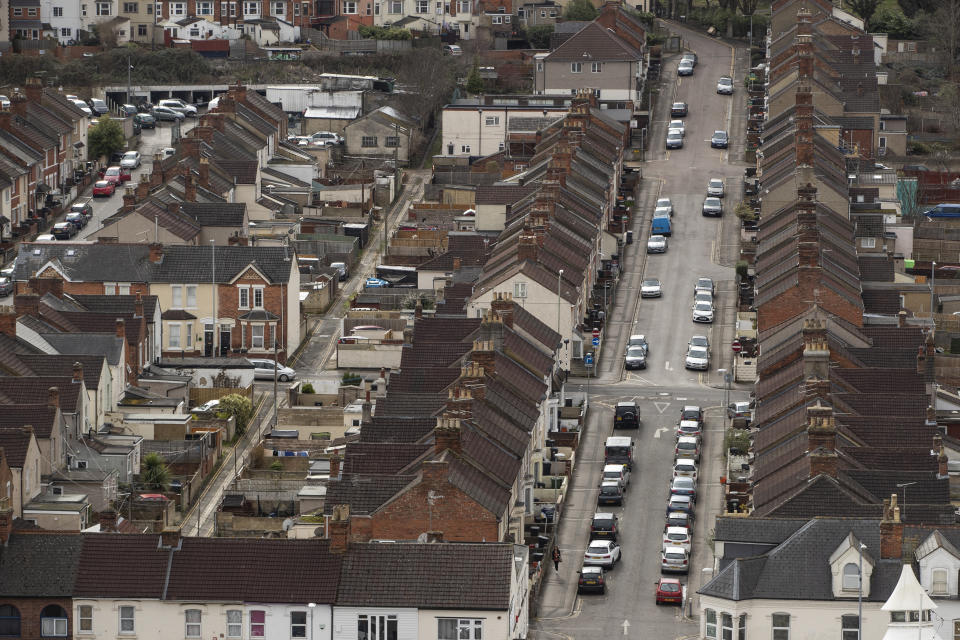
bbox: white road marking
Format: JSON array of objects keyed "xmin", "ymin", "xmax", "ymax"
[
  {"xmin": 654, "ymin": 401, "xmax": 671, "ymax": 414},
  {"xmin": 654, "ymin": 426, "xmax": 668, "ymax": 438},
  {"xmin": 664, "ymin": 360, "xmax": 671, "ymax": 370}
]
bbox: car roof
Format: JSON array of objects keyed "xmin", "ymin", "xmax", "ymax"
[
  {"xmin": 588, "ymin": 538, "xmax": 612, "ymax": 545},
  {"xmin": 675, "ymin": 458, "xmax": 697, "ymax": 466},
  {"xmin": 673, "ymin": 475, "xmax": 695, "ymax": 483},
  {"xmin": 601, "ymin": 481, "xmax": 621, "ymax": 487},
  {"xmin": 603, "ymin": 464, "xmax": 626, "ymax": 471},
  {"xmin": 665, "ymin": 526, "xmax": 689, "ymax": 535},
  {"xmin": 677, "ymin": 436, "xmax": 699, "ymax": 444},
  {"xmin": 616, "ymin": 401, "xmax": 637, "ymax": 407},
  {"xmin": 664, "ymin": 546, "xmax": 687, "ymax": 554},
  {"xmin": 581, "ymin": 565, "xmax": 603, "ymax": 574},
  {"xmin": 629, "ymin": 334, "xmax": 646, "ymax": 340},
  {"xmin": 670, "ymin": 494, "xmax": 692, "ymax": 503},
  {"xmin": 593, "ymin": 511, "xmax": 615, "ymax": 519}
]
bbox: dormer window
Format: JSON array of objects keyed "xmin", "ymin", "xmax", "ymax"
[{"xmin": 842, "ymin": 563, "xmax": 860, "ymax": 591}]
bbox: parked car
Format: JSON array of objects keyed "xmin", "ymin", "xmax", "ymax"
[
  {"xmin": 151, "ymin": 106, "xmax": 185, "ymax": 122},
  {"xmin": 119, "ymin": 104, "xmax": 139, "ymax": 117},
  {"xmin": 694, "ymin": 291, "xmax": 713, "ymax": 306},
  {"xmin": 673, "ymin": 458, "xmax": 698, "ymax": 481},
  {"xmin": 702, "ymin": 197, "xmax": 723, "ymax": 216},
  {"xmin": 365, "ymin": 277, "xmax": 391, "ymax": 288},
  {"xmin": 717, "ymin": 76, "xmax": 734, "ymax": 94},
  {"xmin": 647, "ymin": 235, "xmax": 668, "ymax": 254},
  {"xmin": 133, "ymin": 113, "xmax": 156, "ymax": 129},
  {"xmin": 692, "ymin": 300, "xmax": 714, "ymax": 323},
  {"xmin": 711, "ymin": 130, "xmax": 729, "ymax": 148},
  {"xmin": 661, "ymin": 546, "xmax": 690, "ymax": 574},
  {"xmin": 675, "ymin": 436, "xmax": 701, "ymax": 462},
  {"xmin": 0, "ymin": 95, "xmax": 9, "ymax": 109},
  {"xmin": 681, "ymin": 52, "xmax": 697, "ymax": 66},
  {"xmin": 670, "ymin": 476, "xmax": 697, "ymax": 499},
  {"xmin": 655, "ymin": 577, "xmax": 684, "ymax": 604},
  {"xmin": 602, "ymin": 464, "xmax": 630, "ymax": 489},
  {"xmin": 688, "ymin": 335, "xmax": 710, "ymax": 351},
  {"xmin": 89, "ymin": 98, "xmax": 109, "ymax": 115},
  {"xmin": 678, "ymin": 60, "xmax": 694, "ymax": 76},
  {"xmin": 330, "ymin": 262, "xmax": 348, "ymax": 281},
  {"xmin": 677, "ymin": 420, "xmax": 702, "ymax": 441},
  {"xmin": 120, "ymin": 151, "xmax": 141, "ymax": 169},
  {"xmin": 598, "ymin": 481, "xmax": 624, "ymax": 506},
  {"xmin": 641, "ymin": 278, "xmax": 662, "ymax": 297},
  {"xmin": 728, "ymin": 401, "xmax": 752, "ymax": 420},
  {"xmin": 671, "ymin": 102, "xmax": 688, "ymax": 117},
  {"xmin": 190, "ymin": 399, "xmax": 220, "ymax": 414},
  {"xmin": 663, "ymin": 526, "xmax": 692, "ymax": 554},
  {"xmin": 707, "ymin": 178, "xmax": 725, "ymax": 197},
  {"xmin": 584, "ymin": 539, "xmax": 621, "ymax": 569},
  {"xmin": 654, "ymin": 205, "xmax": 673, "ymax": 220},
  {"xmin": 578, "ymin": 566, "xmax": 607, "ymax": 594},
  {"xmin": 51, "ymin": 222, "xmax": 76, "ymax": 240},
  {"xmin": 35, "ymin": 234, "xmax": 56, "ymax": 241},
  {"xmin": 72, "ymin": 100, "xmax": 93, "ymax": 116},
  {"xmin": 102, "ymin": 166, "xmax": 124, "ymax": 185},
  {"xmin": 627, "ymin": 334, "xmax": 649, "ymax": 356},
  {"xmin": 624, "ymin": 345, "xmax": 647, "ymax": 370},
  {"xmin": 70, "ymin": 199, "xmax": 94, "ymax": 219},
  {"xmin": 680, "ymin": 405, "xmax": 704, "ymax": 426},
  {"xmin": 249, "ymin": 358, "xmax": 297, "ymax": 382},
  {"xmin": 684, "ymin": 345, "xmax": 710, "ymax": 371},
  {"xmin": 92, "ymin": 180, "xmax": 115, "ymax": 197},
  {"xmin": 158, "ymin": 99, "xmax": 197, "ymax": 117},
  {"xmin": 655, "ymin": 197, "xmax": 673, "ymax": 215},
  {"xmin": 667, "ymin": 121, "xmax": 684, "ymax": 137},
  {"xmin": 65, "ymin": 212, "xmax": 88, "ymax": 230},
  {"xmin": 310, "ymin": 131, "xmax": 344, "ymax": 145},
  {"xmin": 666, "ymin": 510, "xmax": 694, "ymax": 531},
  {"xmin": 442, "ymin": 44, "xmax": 463, "ymax": 55},
  {"xmin": 666, "ymin": 494, "xmax": 695, "ymax": 516},
  {"xmin": 590, "ymin": 512, "xmax": 620, "ymax": 541},
  {"xmin": 0, "ymin": 277, "xmax": 13, "ymax": 297},
  {"xmin": 666, "ymin": 130, "xmax": 684, "ymax": 149}
]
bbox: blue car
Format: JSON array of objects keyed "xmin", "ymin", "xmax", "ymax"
[{"xmin": 365, "ymin": 277, "xmax": 391, "ymax": 288}]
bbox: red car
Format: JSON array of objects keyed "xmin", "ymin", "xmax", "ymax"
[
  {"xmin": 655, "ymin": 577, "xmax": 683, "ymax": 605},
  {"xmin": 101, "ymin": 166, "xmax": 130, "ymax": 185},
  {"xmin": 92, "ymin": 179, "xmax": 115, "ymax": 197}
]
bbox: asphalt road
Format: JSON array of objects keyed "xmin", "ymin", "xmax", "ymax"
[{"xmin": 531, "ymin": 24, "xmax": 751, "ymax": 640}]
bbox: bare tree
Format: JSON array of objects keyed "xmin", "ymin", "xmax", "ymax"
[
  {"xmin": 922, "ymin": 0, "xmax": 960, "ymax": 76},
  {"xmin": 736, "ymin": 0, "xmax": 758, "ymax": 15}
]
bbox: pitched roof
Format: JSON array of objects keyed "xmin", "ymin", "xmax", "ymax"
[
  {"xmin": 181, "ymin": 202, "xmax": 246, "ymax": 227},
  {"xmin": 74, "ymin": 533, "xmax": 169, "ymax": 598},
  {"xmin": 0, "ymin": 428, "xmax": 33, "ymax": 467},
  {"xmin": 0, "ymin": 533, "xmax": 82, "ymax": 596},
  {"xmin": 546, "ymin": 21, "xmax": 641, "ymax": 62},
  {"xmin": 475, "ymin": 184, "xmax": 536, "ymax": 205},
  {"xmin": 337, "ymin": 542, "xmax": 513, "ymax": 609}
]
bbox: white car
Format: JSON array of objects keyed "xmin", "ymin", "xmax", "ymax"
[
  {"xmin": 707, "ymin": 178, "xmax": 725, "ymax": 198},
  {"xmin": 678, "ymin": 60, "xmax": 694, "ymax": 76},
  {"xmin": 717, "ymin": 76, "xmax": 734, "ymax": 95},
  {"xmin": 584, "ymin": 539, "xmax": 621, "ymax": 569},
  {"xmin": 673, "ymin": 458, "xmax": 698, "ymax": 481},
  {"xmin": 120, "ymin": 151, "xmax": 141, "ymax": 169},
  {"xmin": 647, "ymin": 235, "xmax": 668, "ymax": 254},
  {"xmin": 72, "ymin": 100, "xmax": 93, "ymax": 116},
  {"xmin": 684, "ymin": 345, "xmax": 710, "ymax": 371},
  {"xmin": 0, "ymin": 95, "xmax": 9, "ymax": 109},
  {"xmin": 654, "ymin": 205, "xmax": 673, "ymax": 219},
  {"xmin": 692, "ymin": 301, "xmax": 714, "ymax": 323},
  {"xmin": 663, "ymin": 526, "xmax": 692, "ymax": 553},
  {"xmin": 158, "ymin": 98, "xmax": 197, "ymax": 117},
  {"xmin": 661, "ymin": 545, "xmax": 690, "ymax": 573},
  {"xmin": 668, "ymin": 120, "xmax": 685, "ymax": 136},
  {"xmin": 641, "ymin": 278, "xmax": 663, "ymax": 297},
  {"xmin": 656, "ymin": 197, "xmax": 673, "ymax": 215},
  {"xmin": 35, "ymin": 234, "xmax": 56, "ymax": 241},
  {"xmin": 249, "ymin": 358, "xmax": 297, "ymax": 381},
  {"xmin": 310, "ymin": 131, "xmax": 343, "ymax": 145},
  {"xmin": 190, "ymin": 399, "xmax": 220, "ymax": 414}
]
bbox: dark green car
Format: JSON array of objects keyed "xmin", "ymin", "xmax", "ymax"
[{"xmin": 133, "ymin": 113, "xmax": 156, "ymax": 129}]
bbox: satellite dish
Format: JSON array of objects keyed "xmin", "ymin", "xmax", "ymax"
[
  {"xmin": 417, "ymin": 532, "xmax": 429, "ymax": 543},
  {"xmin": 282, "ymin": 518, "xmax": 293, "ymax": 532}
]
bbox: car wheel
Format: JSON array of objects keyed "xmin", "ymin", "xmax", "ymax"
[{"xmin": 279, "ymin": 374, "xmax": 289, "ymax": 382}]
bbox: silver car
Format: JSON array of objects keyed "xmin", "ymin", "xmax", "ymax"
[
  {"xmin": 717, "ymin": 76, "xmax": 734, "ymax": 94},
  {"xmin": 694, "ymin": 278, "xmax": 715, "ymax": 296},
  {"xmin": 249, "ymin": 358, "xmax": 297, "ymax": 381},
  {"xmin": 668, "ymin": 120, "xmax": 685, "ymax": 137},
  {"xmin": 684, "ymin": 345, "xmax": 710, "ymax": 371},
  {"xmin": 707, "ymin": 178, "xmax": 725, "ymax": 198},
  {"xmin": 666, "ymin": 130, "xmax": 684, "ymax": 149},
  {"xmin": 702, "ymin": 197, "xmax": 723, "ymax": 216},
  {"xmin": 678, "ymin": 60, "xmax": 694, "ymax": 76},
  {"xmin": 641, "ymin": 278, "xmax": 663, "ymax": 297},
  {"xmin": 624, "ymin": 346, "xmax": 647, "ymax": 370},
  {"xmin": 661, "ymin": 545, "xmax": 689, "ymax": 573},
  {"xmin": 647, "ymin": 235, "xmax": 668, "ymax": 254}
]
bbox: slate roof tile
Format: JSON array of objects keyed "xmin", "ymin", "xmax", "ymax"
[{"xmin": 0, "ymin": 533, "xmax": 82, "ymax": 596}]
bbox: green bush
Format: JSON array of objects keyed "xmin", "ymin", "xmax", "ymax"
[
  {"xmin": 270, "ymin": 460, "xmax": 284, "ymax": 471},
  {"xmin": 88, "ymin": 116, "xmax": 125, "ymax": 163},
  {"xmin": 735, "ymin": 260, "xmax": 749, "ymax": 281},
  {"xmin": 300, "ymin": 382, "xmax": 316, "ymax": 394},
  {"xmin": 358, "ymin": 24, "xmax": 412, "ymax": 40},
  {"xmin": 525, "ymin": 24, "xmax": 554, "ymax": 49},
  {"xmin": 218, "ymin": 394, "xmax": 254, "ymax": 436},
  {"xmin": 725, "ymin": 429, "xmax": 751, "ymax": 456},
  {"xmin": 564, "ymin": 0, "xmax": 598, "ymax": 20}
]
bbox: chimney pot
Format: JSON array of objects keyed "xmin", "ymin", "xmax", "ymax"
[
  {"xmin": 47, "ymin": 386, "xmax": 59, "ymax": 409},
  {"xmin": 72, "ymin": 361, "xmax": 83, "ymax": 383}
]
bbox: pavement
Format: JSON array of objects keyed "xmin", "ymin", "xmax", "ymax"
[{"xmin": 530, "ymin": 22, "xmax": 752, "ymax": 640}]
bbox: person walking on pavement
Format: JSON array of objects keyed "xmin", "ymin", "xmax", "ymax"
[{"xmin": 552, "ymin": 545, "xmax": 562, "ymax": 571}]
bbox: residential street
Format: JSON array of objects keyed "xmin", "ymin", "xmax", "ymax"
[{"xmin": 531, "ymin": 23, "xmax": 750, "ymax": 640}]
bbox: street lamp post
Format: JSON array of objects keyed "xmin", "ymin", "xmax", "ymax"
[
  {"xmin": 557, "ymin": 269, "xmax": 563, "ymax": 336},
  {"xmin": 896, "ymin": 481, "xmax": 917, "ymax": 522},
  {"xmin": 718, "ymin": 368, "xmax": 731, "ymax": 430},
  {"xmin": 308, "ymin": 603, "xmax": 316, "ymax": 640},
  {"xmin": 858, "ymin": 542, "xmax": 866, "ymax": 640},
  {"xmin": 931, "ymin": 261, "xmax": 937, "ymax": 318}
]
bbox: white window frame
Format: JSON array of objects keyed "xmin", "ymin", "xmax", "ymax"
[
  {"xmin": 290, "ymin": 611, "xmax": 307, "ymax": 638},
  {"xmin": 415, "ymin": 0, "xmax": 427, "ymax": 11},
  {"xmin": 197, "ymin": 1, "xmax": 212, "ymax": 13},
  {"xmin": 169, "ymin": 323, "xmax": 182, "ymax": 349},
  {"xmin": 185, "ymin": 609, "xmax": 201, "ymax": 638},
  {"xmin": 389, "ymin": 0, "xmax": 401, "ymax": 12},
  {"xmin": 253, "ymin": 286, "xmax": 264, "ymax": 309},
  {"xmin": 119, "ymin": 606, "xmax": 135, "ymax": 635},
  {"xmin": 771, "ymin": 613, "xmax": 789, "ymax": 640},
  {"xmin": 155, "ymin": 2, "xmax": 162, "ymax": 16},
  {"xmin": 226, "ymin": 610, "xmax": 242, "ymax": 638},
  {"xmin": 705, "ymin": 609, "xmax": 717, "ymax": 639},
  {"xmin": 272, "ymin": 0, "xmax": 284, "ymax": 14},
  {"xmin": 361, "ymin": 136, "xmax": 378, "ymax": 148},
  {"xmin": 571, "ymin": 62, "xmax": 582, "ymax": 73},
  {"xmin": 41, "ymin": 615, "xmax": 68, "ymax": 637},
  {"xmin": 53, "ymin": 6, "xmax": 63, "ymax": 15},
  {"xmin": 721, "ymin": 613, "xmax": 733, "ymax": 640},
  {"xmin": 485, "ymin": 116, "xmax": 500, "ymax": 126},
  {"xmin": 238, "ymin": 286, "xmax": 250, "ymax": 309},
  {"xmin": 342, "ymin": 0, "xmax": 357, "ymax": 11},
  {"xmin": 170, "ymin": 1, "xmax": 185, "ymax": 13},
  {"xmin": 591, "ymin": 61, "xmax": 602, "ymax": 72},
  {"xmin": 514, "ymin": 281, "xmax": 527, "ymax": 298},
  {"xmin": 438, "ymin": 618, "xmax": 482, "ymax": 640},
  {"xmin": 456, "ymin": 0, "xmax": 468, "ymax": 11},
  {"xmin": 860, "ymin": 237, "xmax": 876, "ymax": 249},
  {"xmin": 77, "ymin": 605, "xmax": 93, "ymax": 633},
  {"xmin": 250, "ymin": 610, "xmax": 265, "ymax": 638},
  {"xmin": 737, "ymin": 614, "xmax": 746, "ymax": 640},
  {"xmin": 359, "ymin": 615, "xmax": 397, "ymax": 640},
  {"xmin": 243, "ymin": 1, "xmax": 259, "ymax": 14},
  {"xmin": 932, "ymin": 568, "xmax": 948, "ymax": 595},
  {"xmin": 96, "ymin": 2, "xmax": 112, "ymax": 14},
  {"xmin": 251, "ymin": 325, "xmax": 264, "ymax": 349},
  {"xmin": 171, "ymin": 284, "xmax": 183, "ymax": 309},
  {"xmin": 60, "ymin": 27, "xmax": 72, "ymax": 36},
  {"xmin": 842, "ymin": 562, "xmax": 860, "ymax": 591},
  {"xmin": 230, "ymin": 1, "xmax": 237, "ymax": 14}
]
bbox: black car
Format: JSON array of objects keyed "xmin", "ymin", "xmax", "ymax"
[
  {"xmin": 711, "ymin": 130, "xmax": 729, "ymax": 148},
  {"xmin": 51, "ymin": 222, "xmax": 76, "ymax": 239},
  {"xmin": 671, "ymin": 102, "xmax": 688, "ymax": 117},
  {"xmin": 134, "ymin": 113, "xmax": 156, "ymax": 129},
  {"xmin": 614, "ymin": 402, "xmax": 641, "ymax": 429},
  {"xmin": 598, "ymin": 481, "xmax": 624, "ymax": 506},
  {"xmin": 590, "ymin": 512, "xmax": 620, "ymax": 541},
  {"xmin": 578, "ymin": 566, "xmax": 607, "ymax": 594}
]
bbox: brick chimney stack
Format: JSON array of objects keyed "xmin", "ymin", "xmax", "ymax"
[
  {"xmin": 880, "ymin": 495, "xmax": 903, "ymax": 557},
  {"xmin": 898, "ymin": 310, "xmax": 907, "ymax": 327},
  {"xmin": 329, "ymin": 454, "xmax": 341, "ymax": 480},
  {"xmin": 518, "ymin": 233, "xmax": 539, "ymax": 262},
  {"xmin": 445, "ymin": 386, "xmax": 474, "ymax": 420},
  {"xmin": 470, "ymin": 337, "xmax": 497, "ymax": 374},
  {"xmin": 938, "ymin": 446, "xmax": 949, "ymax": 479},
  {"xmin": 47, "ymin": 386, "xmax": 59, "ymax": 409},
  {"xmin": 73, "ymin": 361, "xmax": 83, "ymax": 383},
  {"xmin": 329, "ymin": 504, "xmax": 350, "ymax": 553},
  {"xmin": 490, "ymin": 291, "xmax": 515, "ymax": 328},
  {"xmin": 457, "ymin": 362, "xmax": 487, "ymax": 400},
  {"xmin": 9, "ymin": 91, "xmax": 27, "ymax": 117},
  {"xmin": 122, "ymin": 187, "xmax": 136, "ymax": 211},
  {"xmin": 14, "ymin": 294, "xmax": 39, "ymax": 318},
  {"xmin": 150, "ymin": 154, "xmax": 164, "ymax": 188},
  {"xmin": 159, "ymin": 526, "xmax": 181, "ymax": 549},
  {"xmin": 23, "ymin": 78, "xmax": 43, "ymax": 104},
  {"xmin": 805, "ymin": 401, "xmax": 835, "ymax": 451},
  {"xmin": 99, "ymin": 509, "xmax": 118, "ymax": 532},
  {"xmin": 135, "ymin": 292, "xmax": 144, "ymax": 319},
  {"xmin": 136, "ymin": 174, "xmax": 151, "ymax": 201},
  {"xmin": 184, "ymin": 173, "xmax": 197, "ymax": 203},
  {"xmin": 115, "ymin": 318, "xmax": 125, "ymax": 339},
  {"xmin": 198, "ymin": 157, "xmax": 210, "ymax": 188},
  {"xmin": 361, "ymin": 391, "xmax": 372, "ymax": 423},
  {"xmin": 148, "ymin": 242, "xmax": 164, "ymax": 264},
  {"xmin": 0, "ymin": 502, "xmax": 13, "ymax": 544},
  {"xmin": 803, "ymin": 376, "xmax": 831, "ymax": 402},
  {"xmin": 434, "ymin": 416, "xmax": 462, "ymax": 456},
  {"xmin": 802, "ymin": 318, "xmax": 830, "ymax": 379}
]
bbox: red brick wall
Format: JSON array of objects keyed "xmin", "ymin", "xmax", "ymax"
[
  {"xmin": 0, "ymin": 597, "xmax": 73, "ymax": 640},
  {"xmin": 371, "ymin": 470, "xmax": 500, "ymax": 542}
]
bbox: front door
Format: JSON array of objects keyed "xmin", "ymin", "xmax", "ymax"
[
  {"xmin": 204, "ymin": 323, "xmax": 213, "ymax": 356},
  {"xmin": 220, "ymin": 326, "xmax": 231, "ymax": 356}
]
